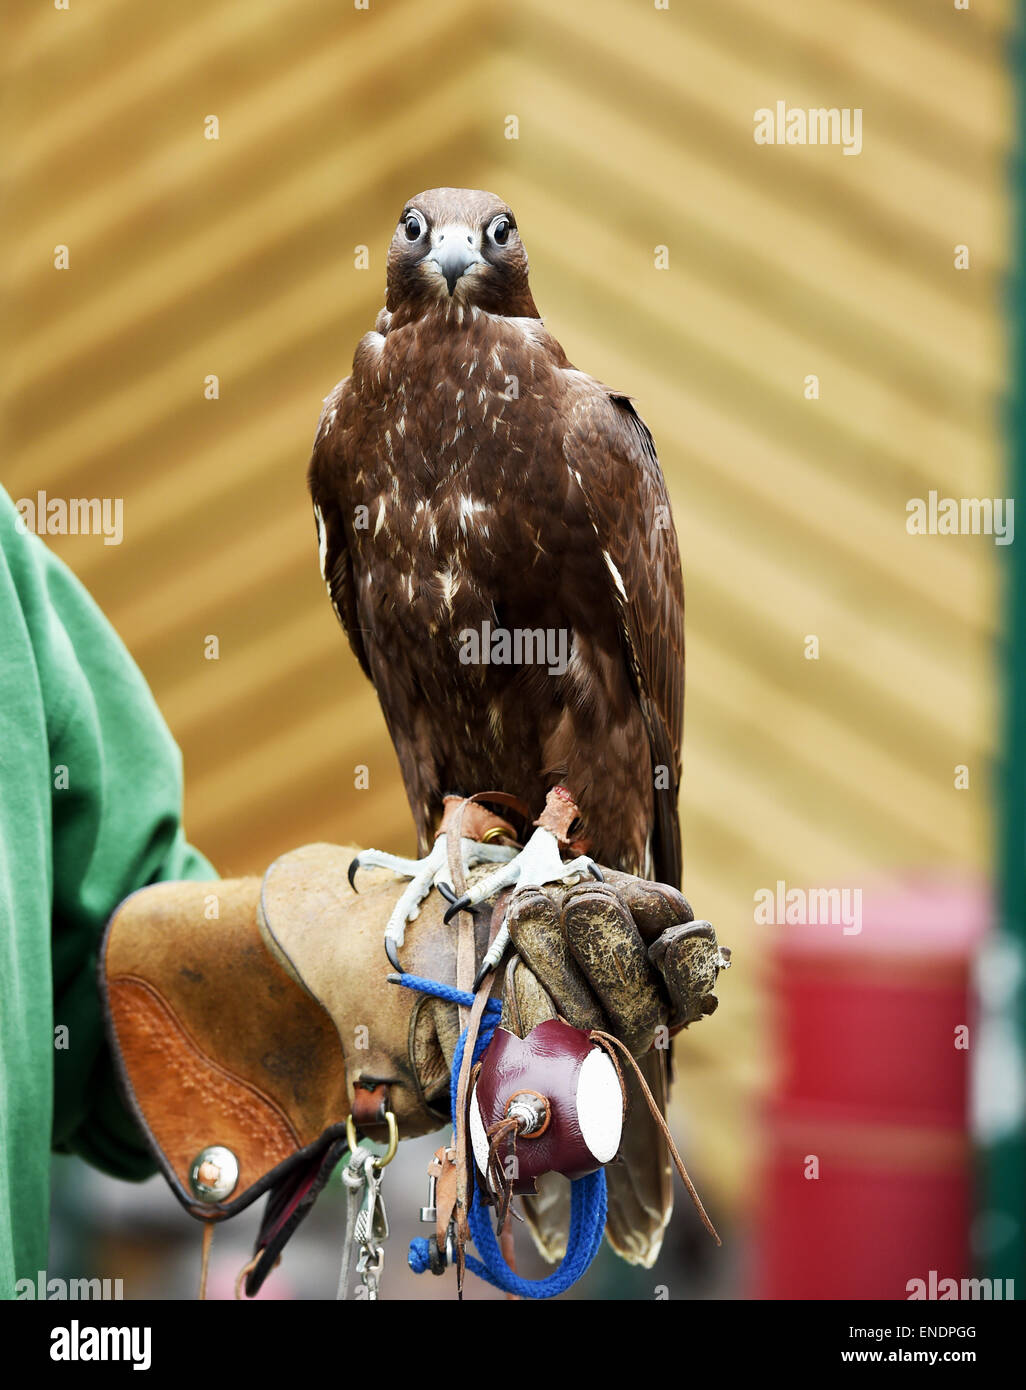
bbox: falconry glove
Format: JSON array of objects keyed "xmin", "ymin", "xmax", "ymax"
[{"xmin": 101, "ymin": 840, "xmax": 728, "ymax": 1293}]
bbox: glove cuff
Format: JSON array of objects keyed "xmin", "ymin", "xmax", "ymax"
[{"xmin": 100, "ymin": 873, "xmax": 352, "ymax": 1224}]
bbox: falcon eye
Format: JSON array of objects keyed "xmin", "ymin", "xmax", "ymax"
[
  {"xmin": 488, "ymin": 216, "xmax": 511, "ymax": 246},
  {"xmin": 403, "ymin": 211, "xmax": 425, "ymax": 242}
]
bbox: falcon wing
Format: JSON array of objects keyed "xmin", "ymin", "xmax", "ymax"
[
  {"xmin": 307, "ymin": 380, "xmax": 373, "ymax": 682},
  {"xmin": 564, "ymin": 388, "xmax": 685, "ymax": 888}
]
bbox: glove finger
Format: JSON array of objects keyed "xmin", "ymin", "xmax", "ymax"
[
  {"xmin": 648, "ymin": 920, "xmax": 729, "ymax": 1029},
  {"xmin": 561, "ymin": 881, "xmax": 667, "ymax": 1055},
  {"xmin": 499, "ymin": 955, "xmax": 559, "ymax": 1037},
  {"xmin": 506, "ymin": 887, "xmax": 605, "ymax": 1032},
  {"xmin": 598, "ymin": 870, "xmax": 694, "ymax": 944}
]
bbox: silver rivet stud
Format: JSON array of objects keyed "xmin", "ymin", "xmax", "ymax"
[{"xmin": 189, "ymin": 1145, "xmax": 239, "ymax": 1202}]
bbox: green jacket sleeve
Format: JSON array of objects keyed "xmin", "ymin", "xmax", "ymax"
[{"xmin": 1, "ymin": 486, "xmax": 216, "ymax": 1186}]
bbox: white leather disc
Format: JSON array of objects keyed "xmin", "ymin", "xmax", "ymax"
[{"xmin": 575, "ymin": 1048, "xmax": 624, "ymax": 1163}]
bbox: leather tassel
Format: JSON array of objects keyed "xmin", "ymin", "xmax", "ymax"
[{"xmin": 589, "ymin": 1029, "xmax": 721, "ymax": 1246}]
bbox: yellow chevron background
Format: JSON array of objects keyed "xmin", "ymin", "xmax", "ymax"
[{"xmin": 3, "ymin": 0, "xmax": 1012, "ymax": 1212}]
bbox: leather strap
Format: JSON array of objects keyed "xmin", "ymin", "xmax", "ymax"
[
  {"xmin": 589, "ymin": 1028, "xmax": 721, "ymax": 1245},
  {"xmin": 439, "ymin": 795, "xmax": 530, "ymax": 1294},
  {"xmin": 351, "ymin": 1081, "xmax": 389, "ymax": 1130},
  {"xmin": 448, "ymin": 799, "xmax": 476, "ymax": 1032},
  {"xmin": 244, "ymin": 1137, "xmax": 350, "ymax": 1295},
  {"xmin": 533, "ymin": 785, "xmax": 582, "ymax": 848},
  {"xmin": 458, "ymin": 789, "xmax": 533, "ymax": 826},
  {"xmin": 434, "ymin": 795, "xmax": 519, "ymax": 846},
  {"xmin": 452, "ymin": 981, "xmax": 494, "ymax": 1295},
  {"xmin": 430, "ymin": 1146, "xmax": 459, "ymax": 1257},
  {"xmin": 445, "ymin": 792, "xmax": 529, "ymax": 1027},
  {"xmin": 499, "ymin": 1214, "xmax": 519, "ymax": 1301}
]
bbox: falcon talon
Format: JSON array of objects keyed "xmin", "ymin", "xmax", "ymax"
[
  {"xmin": 434, "ymin": 824, "xmax": 602, "ymax": 919},
  {"xmin": 474, "ymin": 923, "xmax": 512, "ymax": 987},
  {"xmin": 471, "ymin": 953, "xmax": 501, "ymax": 992},
  {"xmin": 442, "ymin": 894, "xmax": 472, "ymax": 926},
  {"xmin": 347, "ymin": 835, "xmax": 516, "ymax": 966},
  {"xmin": 458, "ymin": 826, "xmax": 608, "ymax": 988}
]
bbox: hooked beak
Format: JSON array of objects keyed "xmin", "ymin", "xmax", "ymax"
[{"xmin": 426, "ymin": 224, "xmax": 483, "ymax": 295}]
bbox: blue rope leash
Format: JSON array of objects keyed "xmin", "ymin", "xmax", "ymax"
[{"xmin": 395, "ymin": 972, "xmax": 607, "ymax": 1298}]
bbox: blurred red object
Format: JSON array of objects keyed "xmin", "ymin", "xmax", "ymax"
[{"xmin": 748, "ymin": 877, "xmax": 988, "ymax": 1300}]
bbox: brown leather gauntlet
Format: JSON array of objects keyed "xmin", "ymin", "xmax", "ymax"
[
  {"xmin": 100, "ymin": 841, "xmax": 728, "ymax": 1290},
  {"xmin": 100, "ymin": 844, "xmax": 495, "ymax": 1217}
]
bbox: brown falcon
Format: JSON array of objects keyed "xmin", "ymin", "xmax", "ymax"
[{"xmin": 308, "ymin": 187, "xmax": 686, "ymax": 1264}]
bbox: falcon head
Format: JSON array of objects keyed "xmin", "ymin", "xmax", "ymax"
[{"xmin": 385, "ymin": 187, "xmax": 539, "ymax": 320}]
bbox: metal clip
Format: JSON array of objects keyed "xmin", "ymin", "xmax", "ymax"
[
  {"xmin": 420, "ymin": 1146, "xmax": 458, "ymax": 1275},
  {"xmin": 420, "ymin": 1170, "xmax": 438, "ymax": 1224},
  {"xmin": 338, "ymin": 1132, "xmax": 395, "ymax": 1300},
  {"xmin": 355, "ymin": 1241, "xmax": 384, "ymax": 1299},
  {"xmin": 355, "ymin": 1165, "xmax": 389, "ymax": 1245}
]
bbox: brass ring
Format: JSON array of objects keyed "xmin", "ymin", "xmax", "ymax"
[
  {"xmin": 376, "ymin": 1111, "xmax": 399, "ymax": 1167},
  {"xmin": 345, "ymin": 1110, "xmax": 399, "ymax": 1169}
]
